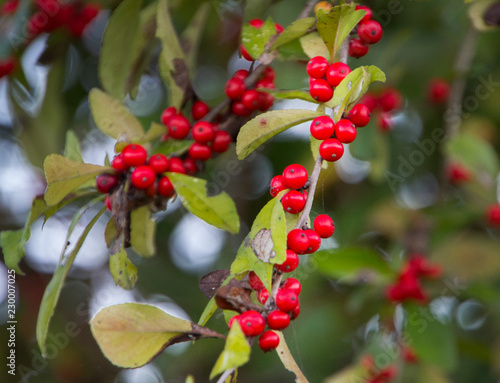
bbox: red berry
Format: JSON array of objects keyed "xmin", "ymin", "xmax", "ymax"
[
  {"xmin": 309, "ymin": 78, "xmax": 334, "ymax": 103},
  {"xmin": 121, "ymin": 144, "xmax": 147, "ymax": 167},
  {"xmin": 290, "ymin": 302, "xmax": 300, "ymax": 320},
  {"xmin": 276, "ymin": 288, "xmax": 299, "ymax": 312},
  {"xmin": 231, "ymin": 101, "xmax": 252, "ymax": 117},
  {"xmin": 248, "ymin": 271, "xmax": 264, "ymax": 291},
  {"xmin": 428, "ymin": 78, "xmax": 450, "ymax": 104},
  {"xmin": 111, "ymin": 153, "xmax": 128, "ymax": 172},
  {"xmin": 188, "ymin": 143, "xmax": 211, "ymax": 161},
  {"xmin": 239, "ymin": 310, "xmax": 265, "ymax": 337},
  {"xmin": 287, "ymin": 229, "xmax": 310, "ymax": 255},
  {"xmin": 258, "ymin": 91, "xmax": 274, "ymax": 111},
  {"xmin": 276, "ymin": 249, "xmax": 299, "ymax": 272},
  {"xmin": 266, "ymin": 310, "xmax": 290, "ymax": 330},
  {"xmin": 105, "ymin": 195, "xmax": 112, "ymax": 211},
  {"xmin": 225, "ymin": 77, "xmax": 247, "ymax": 99},
  {"xmin": 256, "ymin": 78, "xmax": 275, "ymax": 90},
  {"xmin": 96, "ymin": 173, "xmax": 119, "ymax": 193},
  {"xmin": 130, "ymin": 165, "xmax": 156, "ymax": 189},
  {"xmin": 486, "ymin": 204, "xmax": 500, "ymax": 227},
  {"xmin": 349, "ymin": 38, "xmax": 369, "ymax": 58},
  {"xmin": 258, "ymin": 288, "xmax": 269, "ymax": 304},
  {"xmin": 281, "ymin": 190, "xmax": 307, "ymax": 214},
  {"xmin": 0, "ymin": 0, "xmax": 19, "ymax": 15},
  {"xmin": 314, "ymin": 214, "xmax": 335, "ymax": 238},
  {"xmin": 192, "ymin": 121, "xmax": 215, "ymax": 144},
  {"xmin": 259, "ymin": 330, "xmax": 280, "ymax": 352},
  {"xmin": 211, "ymin": 131, "xmax": 232, "ymax": 153},
  {"xmin": 358, "ymin": 20, "xmax": 383, "ymax": 44},
  {"xmin": 379, "ymin": 88, "xmax": 402, "ymax": 112},
  {"xmin": 228, "ymin": 315, "xmax": 240, "ymax": 329},
  {"xmin": 447, "ymin": 163, "xmax": 470, "ymax": 184},
  {"xmin": 319, "ymin": 138, "xmax": 344, "ymax": 161},
  {"xmin": 233, "ymin": 69, "xmax": 249, "ymax": 80},
  {"xmin": 378, "ymin": 112, "xmax": 393, "ymax": 132},
  {"xmin": 269, "ymin": 175, "xmax": 286, "ymax": 198},
  {"xmin": 335, "ymin": 119, "xmax": 357, "ymax": 143},
  {"xmin": 191, "ymin": 100, "xmax": 209, "ymax": 120},
  {"xmin": 158, "ymin": 176, "xmax": 175, "ymax": 198},
  {"xmin": 355, "ymin": 5, "xmax": 373, "ymax": 23},
  {"xmin": 262, "ymin": 66, "xmax": 275, "ymax": 82},
  {"xmin": 310, "ymin": 115, "xmax": 335, "ymax": 140},
  {"xmin": 282, "ymin": 278, "xmax": 302, "ymax": 295},
  {"xmin": 241, "ymin": 89, "xmax": 262, "ymax": 111},
  {"xmin": 183, "ymin": 157, "xmax": 198, "ymax": 175},
  {"xmin": 148, "ymin": 154, "xmax": 169, "ymax": 174},
  {"xmin": 360, "ymin": 92, "xmax": 378, "ymax": 111},
  {"xmin": 306, "ymin": 56, "xmax": 329, "ymax": 79},
  {"xmin": 167, "ymin": 114, "xmax": 191, "ymax": 139},
  {"xmin": 275, "ymin": 23, "xmax": 284, "ymax": 34},
  {"xmin": 249, "ymin": 18, "xmax": 264, "ymax": 28},
  {"xmin": 168, "ymin": 157, "xmax": 186, "ymax": 174},
  {"xmin": 240, "ymin": 44, "xmax": 254, "ymax": 61},
  {"xmin": 0, "ymin": 57, "xmax": 16, "ymax": 78},
  {"xmin": 348, "ymin": 104, "xmax": 371, "ymax": 127},
  {"xmin": 326, "ymin": 62, "xmax": 351, "ymax": 87},
  {"xmin": 161, "ymin": 106, "xmax": 177, "ymax": 125},
  {"xmin": 304, "ymin": 229, "xmax": 321, "ymax": 254},
  {"xmin": 282, "ymin": 164, "xmax": 308, "ymax": 189}
]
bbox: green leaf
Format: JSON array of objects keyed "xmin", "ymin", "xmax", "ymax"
[
  {"xmin": 157, "ymin": 0, "xmax": 191, "ymax": 108},
  {"xmin": 168, "ymin": 172, "xmax": 240, "ymax": 234},
  {"xmin": 104, "ymin": 217, "xmax": 117, "ymax": 248},
  {"xmin": 241, "ymin": 18, "xmax": 276, "ymax": 59},
  {"xmin": 37, "ymin": 206, "xmax": 106, "ymax": 357},
  {"xmin": 198, "ymin": 275, "xmax": 234, "ymax": 326},
  {"xmin": 299, "ymin": 32, "xmax": 330, "ymax": 60},
  {"xmin": 180, "ymin": 3, "xmax": 211, "ymax": 74},
  {"xmin": 278, "ymin": 38, "xmax": 310, "ymax": 61},
  {"xmin": 185, "ymin": 376, "xmax": 195, "ymax": 383},
  {"xmin": 405, "ymin": 303, "xmax": 458, "ymax": 371},
  {"xmin": 313, "ymin": 247, "xmax": 394, "ymax": 283},
  {"xmin": 236, "ymin": 109, "xmax": 322, "ymax": 160},
  {"xmin": 43, "ymin": 154, "xmax": 110, "ymax": 206},
  {"xmin": 324, "ymin": 366, "xmax": 365, "ymax": 383},
  {"xmin": 210, "ymin": 321, "xmax": 251, "ymax": 380},
  {"xmin": 270, "ymin": 17, "xmax": 316, "ymax": 50},
  {"xmin": 99, "ymin": 0, "xmax": 144, "ymax": 99},
  {"xmin": 130, "ymin": 206, "xmax": 156, "ymax": 257},
  {"xmin": 316, "ymin": 4, "xmax": 365, "ymax": 58},
  {"xmin": 153, "ymin": 138, "xmax": 193, "ymax": 157},
  {"xmin": 258, "ymin": 88, "xmax": 315, "ymax": 103},
  {"xmin": 64, "ymin": 130, "xmax": 83, "ymax": 162},
  {"xmin": 109, "ymin": 247, "xmax": 138, "ymax": 290},
  {"xmin": 89, "ymin": 88, "xmax": 144, "ymax": 141},
  {"xmin": 90, "ymin": 303, "xmax": 224, "ymax": 368}
]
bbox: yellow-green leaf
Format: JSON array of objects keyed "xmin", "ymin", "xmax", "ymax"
[
  {"xmin": 130, "ymin": 206, "xmax": 156, "ymax": 257},
  {"xmin": 271, "ymin": 17, "xmax": 316, "ymax": 51},
  {"xmin": 300, "ymin": 32, "xmax": 330, "ymax": 60},
  {"xmin": 242, "ymin": 18, "xmax": 276, "ymax": 59},
  {"xmin": 109, "ymin": 247, "xmax": 138, "ymax": 290},
  {"xmin": 276, "ymin": 332, "xmax": 310, "ymax": 383},
  {"xmin": 64, "ymin": 130, "xmax": 83, "ymax": 162}
]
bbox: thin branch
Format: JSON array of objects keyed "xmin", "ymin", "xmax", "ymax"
[
  {"xmin": 298, "ymin": 0, "xmax": 318, "ymax": 19},
  {"xmin": 295, "ymin": 156, "xmax": 324, "ymax": 229},
  {"xmin": 216, "ymin": 368, "xmax": 236, "ymax": 383}
]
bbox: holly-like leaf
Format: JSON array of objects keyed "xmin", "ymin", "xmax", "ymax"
[
  {"xmin": 43, "ymin": 154, "xmax": 111, "ymax": 206},
  {"xmin": 209, "ymin": 321, "xmax": 251, "ymax": 380},
  {"xmin": 180, "ymin": 3, "xmax": 211, "ymax": 74},
  {"xmin": 270, "ymin": 17, "xmax": 316, "ymax": 50},
  {"xmin": 241, "ymin": 17, "xmax": 276, "ymax": 59},
  {"xmin": 109, "ymin": 247, "xmax": 138, "ymax": 290},
  {"xmin": 130, "ymin": 206, "xmax": 156, "ymax": 257},
  {"xmin": 98, "ymin": 0, "xmax": 144, "ymax": 99},
  {"xmin": 157, "ymin": 0, "xmax": 191, "ymax": 108},
  {"xmin": 300, "ymin": 32, "xmax": 330, "ymax": 60},
  {"xmin": 153, "ymin": 138, "xmax": 193, "ymax": 157},
  {"xmin": 64, "ymin": 130, "xmax": 83, "ymax": 163},
  {"xmin": 89, "ymin": 88, "xmax": 144, "ymax": 141},
  {"xmin": 168, "ymin": 172, "xmax": 240, "ymax": 234},
  {"xmin": 90, "ymin": 303, "xmax": 224, "ymax": 368},
  {"xmin": 236, "ymin": 109, "xmax": 322, "ymax": 160},
  {"xmin": 258, "ymin": 88, "xmax": 315, "ymax": 103}
]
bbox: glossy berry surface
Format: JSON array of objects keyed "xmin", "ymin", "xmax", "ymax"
[
  {"xmin": 259, "ymin": 331, "xmax": 280, "ymax": 352},
  {"xmin": 267, "ymin": 310, "xmax": 290, "ymax": 330},
  {"xmin": 287, "ymin": 229, "xmax": 310, "ymax": 255},
  {"xmin": 276, "ymin": 249, "xmax": 299, "ymax": 273},
  {"xmin": 167, "ymin": 114, "xmax": 191, "ymax": 139},
  {"xmin": 182, "ymin": 157, "xmax": 198, "ymax": 175},
  {"xmin": 225, "ymin": 77, "xmax": 246, "ymax": 99},
  {"xmin": 248, "ymin": 271, "xmax": 264, "ymax": 291},
  {"xmin": 348, "ymin": 104, "xmax": 371, "ymax": 127},
  {"xmin": 111, "ymin": 154, "xmax": 128, "ymax": 172},
  {"xmin": 168, "ymin": 157, "xmax": 186, "ymax": 174},
  {"xmin": 276, "ymin": 288, "xmax": 299, "ymax": 312},
  {"xmin": 191, "ymin": 100, "xmax": 209, "ymax": 120},
  {"xmin": 306, "ymin": 56, "xmax": 329, "ymax": 79},
  {"xmin": 258, "ymin": 91, "xmax": 274, "ymax": 111},
  {"xmin": 282, "ymin": 164, "xmax": 308, "ymax": 189},
  {"xmin": 211, "ymin": 131, "xmax": 232, "ymax": 153},
  {"xmin": 233, "ymin": 69, "xmax": 249, "ymax": 80},
  {"xmin": 161, "ymin": 106, "xmax": 177, "ymax": 125},
  {"xmin": 121, "ymin": 144, "xmax": 147, "ymax": 167},
  {"xmin": 188, "ymin": 143, "xmax": 211, "ymax": 161},
  {"xmin": 282, "ymin": 278, "xmax": 302, "ymax": 295},
  {"xmin": 240, "ymin": 44, "xmax": 254, "ymax": 61},
  {"xmin": 314, "ymin": 214, "xmax": 335, "ymax": 238},
  {"xmin": 319, "ymin": 138, "xmax": 344, "ymax": 162},
  {"xmin": 231, "ymin": 101, "xmax": 252, "ymax": 117},
  {"xmin": 258, "ymin": 288, "xmax": 269, "ymax": 304},
  {"xmin": 304, "ymin": 229, "xmax": 321, "ymax": 254},
  {"xmin": 192, "ymin": 121, "xmax": 215, "ymax": 144},
  {"xmin": 290, "ymin": 302, "xmax": 301, "ymax": 320},
  {"xmin": 310, "ymin": 115, "xmax": 335, "ymax": 140},
  {"xmin": 148, "ymin": 154, "xmax": 169, "ymax": 174},
  {"xmin": 281, "ymin": 190, "xmax": 306, "ymax": 214},
  {"xmin": 228, "ymin": 315, "xmax": 240, "ymax": 329},
  {"xmin": 349, "ymin": 38, "xmax": 369, "ymax": 58},
  {"xmin": 335, "ymin": 119, "xmax": 357, "ymax": 143},
  {"xmin": 309, "ymin": 79, "xmax": 334, "ymax": 103},
  {"xmin": 130, "ymin": 166, "xmax": 156, "ymax": 189},
  {"xmin": 355, "ymin": 5, "xmax": 373, "ymax": 23},
  {"xmin": 158, "ymin": 176, "xmax": 175, "ymax": 198},
  {"xmin": 326, "ymin": 62, "xmax": 351, "ymax": 87},
  {"xmin": 241, "ymin": 89, "xmax": 262, "ymax": 111},
  {"xmin": 270, "ymin": 175, "xmax": 286, "ymax": 197},
  {"xmin": 239, "ymin": 310, "xmax": 265, "ymax": 337},
  {"xmin": 96, "ymin": 173, "xmax": 119, "ymax": 194},
  {"xmin": 358, "ymin": 20, "xmax": 383, "ymax": 44}
]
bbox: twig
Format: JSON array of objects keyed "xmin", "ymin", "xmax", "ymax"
[
  {"xmin": 295, "ymin": 156, "xmax": 324, "ymax": 229},
  {"xmin": 216, "ymin": 367, "xmax": 236, "ymax": 383},
  {"xmin": 298, "ymin": 0, "xmax": 318, "ymax": 19}
]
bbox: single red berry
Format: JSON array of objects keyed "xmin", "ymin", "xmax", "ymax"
[
  {"xmin": 111, "ymin": 153, "xmax": 128, "ymax": 172},
  {"xmin": 192, "ymin": 121, "xmax": 215, "ymax": 144},
  {"xmin": 248, "ymin": 271, "xmax": 264, "ymax": 291},
  {"xmin": 314, "ymin": 214, "xmax": 335, "ymax": 238},
  {"xmin": 211, "ymin": 131, "xmax": 232, "ymax": 153},
  {"xmin": 275, "ymin": 23, "xmax": 284, "ymax": 33},
  {"xmin": 258, "ymin": 91, "xmax": 274, "ymax": 111},
  {"xmin": 310, "ymin": 115, "xmax": 335, "ymax": 140},
  {"xmin": 290, "ymin": 302, "xmax": 300, "ymax": 320},
  {"xmin": 121, "ymin": 144, "xmax": 147, "ymax": 167},
  {"xmin": 191, "ymin": 100, "xmax": 209, "ymax": 120},
  {"xmin": 267, "ymin": 310, "xmax": 291, "ymax": 330},
  {"xmin": 360, "ymin": 92, "xmax": 378, "ymax": 111},
  {"xmin": 428, "ymin": 78, "xmax": 450, "ymax": 104},
  {"xmin": 335, "ymin": 119, "xmax": 357, "ymax": 143},
  {"xmin": 168, "ymin": 157, "xmax": 186, "ymax": 174},
  {"xmin": 167, "ymin": 114, "xmax": 191, "ymax": 139},
  {"xmin": 233, "ymin": 69, "xmax": 249, "ymax": 80},
  {"xmin": 304, "ymin": 229, "xmax": 321, "ymax": 254},
  {"xmin": 326, "ymin": 62, "xmax": 351, "ymax": 87},
  {"xmin": 486, "ymin": 204, "xmax": 500, "ymax": 227},
  {"xmin": 231, "ymin": 101, "xmax": 252, "ymax": 117},
  {"xmin": 0, "ymin": 57, "xmax": 16, "ymax": 78},
  {"xmin": 104, "ymin": 195, "xmax": 112, "ymax": 211},
  {"xmin": 259, "ymin": 330, "xmax": 280, "ymax": 352},
  {"xmin": 402, "ymin": 345, "xmax": 419, "ymax": 364},
  {"xmin": 282, "ymin": 278, "xmax": 302, "ymax": 295},
  {"xmin": 306, "ymin": 56, "xmax": 329, "ymax": 79},
  {"xmin": 96, "ymin": 173, "xmax": 119, "ymax": 193},
  {"xmin": 276, "ymin": 249, "xmax": 299, "ymax": 272},
  {"xmin": 258, "ymin": 288, "xmax": 269, "ymax": 304},
  {"xmin": 287, "ymin": 229, "xmax": 310, "ymax": 255},
  {"xmin": 249, "ymin": 18, "xmax": 264, "ymax": 28},
  {"xmin": 130, "ymin": 165, "xmax": 156, "ymax": 189},
  {"xmin": 256, "ymin": 78, "xmax": 275, "ymax": 90},
  {"xmin": 276, "ymin": 288, "xmax": 299, "ymax": 312},
  {"xmin": 358, "ymin": 20, "xmax": 383, "ymax": 44},
  {"xmin": 355, "ymin": 5, "xmax": 373, "ymax": 23},
  {"xmin": 282, "ymin": 164, "xmax": 308, "ymax": 189},
  {"xmin": 349, "ymin": 38, "xmax": 369, "ymax": 58},
  {"xmin": 309, "ymin": 78, "xmax": 334, "ymax": 103},
  {"xmin": 447, "ymin": 163, "xmax": 470, "ymax": 184},
  {"xmin": 239, "ymin": 310, "xmax": 266, "ymax": 337},
  {"xmin": 348, "ymin": 104, "xmax": 371, "ymax": 127},
  {"xmin": 148, "ymin": 154, "xmax": 169, "ymax": 174},
  {"xmin": 228, "ymin": 315, "xmax": 240, "ymax": 329},
  {"xmin": 225, "ymin": 77, "xmax": 247, "ymax": 99},
  {"xmin": 262, "ymin": 66, "xmax": 275, "ymax": 82},
  {"xmin": 188, "ymin": 143, "xmax": 211, "ymax": 161},
  {"xmin": 0, "ymin": 0, "xmax": 19, "ymax": 15},
  {"xmin": 240, "ymin": 44, "xmax": 254, "ymax": 61},
  {"xmin": 182, "ymin": 157, "xmax": 198, "ymax": 175},
  {"xmin": 319, "ymin": 138, "xmax": 344, "ymax": 161},
  {"xmin": 281, "ymin": 190, "xmax": 307, "ymax": 214},
  {"xmin": 241, "ymin": 89, "xmax": 262, "ymax": 111},
  {"xmin": 378, "ymin": 112, "xmax": 393, "ymax": 132},
  {"xmin": 379, "ymin": 88, "xmax": 402, "ymax": 112},
  {"xmin": 158, "ymin": 176, "xmax": 175, "ymax": 198},
  {"xmin": 161, "ymin": 106, "xmax": 177, "ymax": 125},
  {"xmin": 269, "ymin": 175, "xmax": 286, "ymax": 197}
]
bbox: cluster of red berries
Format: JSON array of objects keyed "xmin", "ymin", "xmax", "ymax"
[
  {"xmin": 307, "ymin": 57, "xmax": 351, "ymax": 103},
  {"xmin": 348, "ymin": 6, "xmax": 383, "ymax": 59},
  {"xmin": 161, "ymin": 104, "xmax": 232, "ymax": 164},
  {"xmin": 229, "ymin": 276, "xmax": 302, "ymax": 352},
  {"xmin": 0, "ymin": 57, "xmax": 16, "ymax": 79},
  {"xmin": 239, "ymin": 18, "xmax": 283, "ymax": 61},
  {"xmin": 360, "ymin": 88, "xmax": 403, "ymax": 132},
  {"xmin": 427, "ymin": 77, "xmax": 450, "ymax": 105},
  {"xmin": 225, "ymin": 66, "xmax": 276, "ymax": 117},
  {"xmin": 386, "ymin": 254, "xmax": 442, "ymax": 303}
]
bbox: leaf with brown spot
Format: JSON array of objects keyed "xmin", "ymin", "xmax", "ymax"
[
  {"xmin": 214, "ymin": 279, "xmax": 263, "ymax": 313},
  {"xmin": 199, "ymin": 269, "xmax": 231, "ymax": 299}
]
